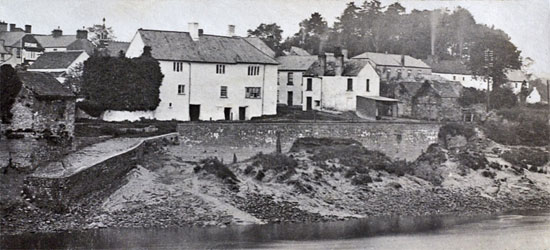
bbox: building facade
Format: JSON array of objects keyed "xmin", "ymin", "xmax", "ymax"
[
  {"xmin": 27, "ymin": 50, "xmax": 89, "ymax": 83},
  {"xmin": 352, "ymin": 52, "xmax": 432, "ymax": 81},
  {"xmin": 276, "ymin": 55, "xmax": 317, "ymax": 107},
  {"xmin": 33, "ymin": 28, "xmax": 94, "ymax": 55},
  {"xmin": 116, "ymin": 24, "xmax": 278, "ymax": 121},
  {"xmin": 0, "ymin": 22, "xmax": 43, "ymax": 66},
  {"xmin": 424, "ymin": 59, "xmax": 490, "ymax": 91}
]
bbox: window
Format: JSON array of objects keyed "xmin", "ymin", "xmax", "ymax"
[
  {"xmin": 453, "ymin": 75, "xmax": 456, "ymax": 80},
  {"xmin": 397, "ymin": 69, "xmax": 402, "ymax": 79},
  {"xmin": 220, "ymin": 86, "xmax": 228, "ymax": 98},
  {"xmin": 347, "ymin": 78, "xmax": 353, "ymax": 91},
  {"xmin": 248, "ymin": 66, "xmax": 260, "ymax": 76},
  {"xmin": 169, "ymin": 103, "xmax": 173, "ymax": 109},
  {"xmin": 178, "ymin": 84, "xmax": 185, "ymax": 95},
  {"xmin": 287, "ymin": 72, "xmax": 293, "ymax": 85},
  {"xmin": 245, "ymin": 87, "xmax": 261, "ymax": 99},
  {"xmin": 462, "ymin": 77, "xmax": 465, "ymax": 81},
  {"xmin": 315, "ymin": 100, "xmax": 320, "ymax": 107},
  {"xmin": 277, "ymin": 90, "xmax": 279, "ymax": 102},
  {"xmin": 16, "ymin": 49, "xmax": 21, "ymax": 58},
  {"xmin": 366, "ymin": 79, "xmax": 370, "ymax": 92},
  {"xmin": 306, "ymin": 78, "xmax": 312, "ymax": 91},
  {"xmin": 173, "ymin": 61, "xmax": 184, "ymax": 72},
  {"xmin": 216, "ymin": 64, "xmax": 225, "ymax": 74}
]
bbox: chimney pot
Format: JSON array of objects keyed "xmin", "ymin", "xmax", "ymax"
[
  {"xmin": 9, "ymin": 24, "xmax": 16, "ymax": 32},
  {"xmin": 227, "ymin": 25, "xmax": 235, "ymax": 37},
  {"xmin": 24, "ymin": 24, "xmax": 31, "ymax": 33},
  {"xmin": 76, "ymin": 29, "xmax": 88, "ymax": 39},
  {"xmin": 188, "ymin": 22, "xmax": 199, "ymax": 41},
  {"xmin": 0, "ymin": 22, "xmax": 7, "ymax": 32},
  {"xmin": 198, "ymin": 29, "xmax": 204, "ymax": 36},
  {"xmin": 52, "ymin": 28, "xmax": 63, "ymax": 37}
]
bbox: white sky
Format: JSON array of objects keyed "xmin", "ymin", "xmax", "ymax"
[{"xmin": 1, "ymin": 0, "xmax": 548, "ymax": 75}]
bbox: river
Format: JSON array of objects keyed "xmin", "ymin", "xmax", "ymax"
[{"xmin": 2, "ymin": 210, "xmax": 549, "ymax": 249}]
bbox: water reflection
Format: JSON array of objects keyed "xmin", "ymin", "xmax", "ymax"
[{"xmin": 2, "ymin": 211, "xmax": 549, "ymax": 249}]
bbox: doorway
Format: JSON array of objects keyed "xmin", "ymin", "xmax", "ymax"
[
  {"xmin": 224, "ymin": 108, "xmax": 232, "ymax": 121},
  {"xmin": 239, "ymin": 107, "xmax": 246, "ymax": 120},
  {"xmin": 287, "ymin": 91, "xmax": 293, "ymax": 106},
  {"xmin": 189, "ymin": 105, "xmax": 200, "ymax": 121},
  {"xmin": 306, "ymin": 97, "xmax": 312, "ymax": 111}
]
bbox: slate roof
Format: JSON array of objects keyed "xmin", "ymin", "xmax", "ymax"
[
  {"xmin": 276, "ymin": 55, "xmax": 317, "ymax": 71},
  {"xmin": 17, "ymin": 71, "xmax": 75, "ymax": 99},
  {"xmin": 506, "ymin": 69, "xmax": 528, "ymax": 82},
  {"xmin": 393, "ymin": 77, "xmax": 462, "ymax": 98},
  {"xmin": 34, "ymin": 35, "xmax": 78, "ymax": 48},
  {"xmin": 343, "ymin": 59, "xmax": 372, "ymax": 76},
  {"xmin": 244, "ymin": 37, "xmax": 276, "ymax": 58},
  {"xmin": 0, "ymin": 31, "xmax": 26, "ymax": 47},
  {"xmin": 352, "ymin": 52, "xmax": 431, "ymax": 69},
  {"xmin": 105, "ymin": 41, "xmax": 130, "ymax": 57},
  {"xmin": 423, "ymin": 59, "xmax": 472, "ymax": 75},
  {"xmin": 137, "ymin": 29, "xmax": 278, "ymax": 64},
  {"xmin": 304, "ymin": 58, "xmax": 371, "ymax": 77},
  {"xmin": 289, "ymin": 46, "xmax": 311, "ymax": 56},
  {"xmin": 29, "ymin": 51, "xmax": 85, "ymax": 69},
  {"xmin": 0, "ymin": 43, "xmax": 8, "ymax": 54}
]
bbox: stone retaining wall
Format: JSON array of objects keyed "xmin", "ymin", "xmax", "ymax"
[
  {"xmin": 177, "ymin": 122, "xmax": 441, "ymax": 161},
  {"xmin": 24, "ymin": 133, "xmax": 179, "ymax": 211}
]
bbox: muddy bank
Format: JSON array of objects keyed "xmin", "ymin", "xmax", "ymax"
[{"xmin": 2, "ymin": 125, "xmax": 550, "ymax": 235}]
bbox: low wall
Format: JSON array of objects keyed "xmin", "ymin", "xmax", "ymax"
[
  {"xmin": 24, "ymin": 133, "xmax": 179, "ymax": 211},
  {"xmin": 177, "ymin": 122, "xmax": 441, "ymax": 161}
]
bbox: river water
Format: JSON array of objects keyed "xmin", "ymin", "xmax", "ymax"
[{"xmin": 2, "ymin": 210, "xmax": 549, "ymax": 249}]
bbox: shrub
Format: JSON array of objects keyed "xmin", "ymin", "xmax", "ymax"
[
  {"xmin": 459, "ymin": 87, "xmax": 486, "ymax": 107},
  {"xmin": 194, "ymin": 157, "xmax": 239, "ymax": 184},
  {"xmin": 501, "ymin": 148, "xmax": 549, "ymax": 168},
  {"xmin": 490, "ymin": 87, "xmax": 517, "ymax": 110},
  {"xmin": 351, "ymin": 174, "xmax": 373, "ymax": 186},
  {"xmin": 0, "ymin": 65, "xmax": 23, "ymax": 124},
  {"xmin": 76, "ymin": 100, "xmax": 104, "ymax": 117},
  {"xmin": 249, "ymin": 153, "xmax": 298, "ymax": 181},
  {"xmin": 481, "ymin": 170, "xmax": 496, "ymax": 178},
  {"xmin": 457, "ymin": 151, "xmax": 488, "ymax": 170}
]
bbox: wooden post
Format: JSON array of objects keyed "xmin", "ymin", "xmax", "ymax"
[{"xmin": 276, "ymin": 131, "xmax": 282, "ymax": 154}]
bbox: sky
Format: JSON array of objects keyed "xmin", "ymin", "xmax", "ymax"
[{"xmin": 1, "ymin": 0, "xmax": 549, "ymax": 76}]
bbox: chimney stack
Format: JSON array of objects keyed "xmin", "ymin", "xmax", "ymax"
[
  {"xmin": 24, "ymin": 24, "xmax": 31, "ymax": 33},
  {"xmin": 0, "ymin": 22, "xmax": 7, "ymax": 32},
  {"xmin": 188, "ymin": 22, "xmax": 199, "ymax": 41},
  {"xmin": 9, "ymin": 24, "xmax": 16, "ymax": 31},
  {"xmin": 52, "ymin": 27, "xmax": 63, "ymax": 37},
  {"xmin": 76, "ymin": 28, "xmax": 88, "ymax": 39},
  {"xmin": 401, "ymin": 54, "xmax": 405, "ymax": 66},
  {"xmin": 318, "ymin": 54, "xmax": 327, "ymax": 76},
  {"xmin": 335, "ymin": 49, "xmax": 344, "ymax": 76},
  {"xmin": 342, "ymin": 49, "xmax": 348, "ymax": 60},
  {"xmin": 227, "ymin": 25, "xmax": 235, "ymax": 37},
  {"xmin": 198, "ymin": 29, "xmax": 204, "ymax": 36}
]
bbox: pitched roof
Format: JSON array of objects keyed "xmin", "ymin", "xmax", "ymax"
[
  {"xmin": 244, "ymin": 37, "xmax": 276, "ymax": 58},
  {"xmin": 289, "ymin": 46, "xmax": 311, "ymax": 56},
  {"xmin": 304, "ymin": 57, "xmax": 372, "ymax": 77},
  {"xmin": 276, "ymin": 55, "xmax": 317, "ymax": 71},
  {"xmin": 352, "ymin": 52, "xmax": 431, "ymax": 69},
  {"xmin": 34, "ymin": 35, "xmax": 78, "ymax": 48},
  {"xmin": 430, "ymin": 80, "xmax": 462, "ymax": 98},
  {"xmin": 343, "ymin": 59, "xmax": 372, "ymax": 76},
  {"xmin": 137, "ymin": 29, "xmax": 278, "ymax": 64},
  {"xmin": 66, "ymin": 39, "xmax": 94, "ymax": 55},
  {"xmin": 17, "ymin": 71, "xmax": 75, "ymax": 99},
  {"xmin": 0, "ymin": 43, "xmax": 8, "ymax": 54},
  {"xmin": 506, "ymin": 69, "xmax": 528, "ymax": 82},
  {"xmin": 29, "ymin": 51, "xmax": 86, "ymax": 69},
  {"xmin": 423, "ymin": 59, "xmax": 472, "ymax": 75},
  {"xmin": 105, "ymin": 41, "xmax": 130, "ymax": 57},
  {"xmin": 0, "ymin": 31, "xmax": 26, "ymax": 47}
]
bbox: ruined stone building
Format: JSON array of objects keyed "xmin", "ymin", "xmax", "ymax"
[{"xmin": 6, "ymin": 71, "xmax": 76, "ymax": 138}]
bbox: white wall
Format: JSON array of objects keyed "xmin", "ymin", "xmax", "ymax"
[
  {"xmin": 278, "ymin": 71, "xmax": 304, "ymax": 106},
  {"xmin": 527, "ymin": 87, "xmax": 541, "ymax": 104},
  {"xmin": 302, "ymin": 77, "xmax": 322, "ymax": 111},
  {"xmin": 44, "ymin": 48, "xmax": 67, "ymax": 52},
  {"xmin": 125, "ymin": 31, "xmax": 145, "ymax": 58},
  {"xmin": 434, "ymin": 73, "xmax": 490, "ymax": 91}
]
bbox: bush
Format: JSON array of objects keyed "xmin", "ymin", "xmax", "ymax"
[
  {"xmin": 249, "ymin": 153, "xmax": 298, "ymax": 181},
  {"xmin": 459, "ymin": 87, "xmax": 486, "ymax": 107},
  {"xmin": 490, "ymin": 87, "xmax": 518, "ymax": 110},
  {"xmin": 457, "ymin": 151, "xmax": 488, "ymax": 170},
  {"xmin": 194, "ymin": 157, "xmax": 239, "ymax": 184},
  {"xmin": 0, "ymin": 65, "xmax": 23, "ymax": 124},
  {"xmin": 481, "ymin": 170, "xmax": 496, "ymax": 179},
  {"xmin": 501, "ymin": 148, "xmax": 549, "ymax": 168},
  {"xmin": 76, "ymin": 100, "xmax": 105, "ymax": 117},
  {"xmin": 351, "ymin": 174, "xmax": 373, "ymax": 186}
]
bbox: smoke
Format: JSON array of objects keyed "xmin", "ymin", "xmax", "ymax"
[{"xmin": 430, "ymin": 9, "xmax": 442, "ymax": 56}]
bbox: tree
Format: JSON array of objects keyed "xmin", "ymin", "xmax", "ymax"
[
  {"xmin": 0, "ymin": 65, "xmax": 22, "ymax": 124},
  {"xmin": 87, "ymin": 18, "xmax": 116, "ymax": 46},
  {"xmin": 490, "ymin": 87, "xmax": 518, "ymax": 109},
  {"xmin": 247, "ymin": 23, "xmax": 284, "ymax": 55},
  {"xmin": 63, "ymin": 63, "xmax": 84, "ymax": 95},
  {"xmin": 282, "ymin": 12, "xmax": 329, "ymax": 55}
]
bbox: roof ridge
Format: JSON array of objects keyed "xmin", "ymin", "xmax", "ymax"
[
  {"xmin": 139, "ymin": 28, "xmax": 189, "ymax": 34},
  {"xmin": 242, "ymin": 37, "xmax": 278, "ymax": 62}
]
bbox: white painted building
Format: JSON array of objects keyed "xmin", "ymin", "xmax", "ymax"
[
  {"xmin": 423, "ymin": 59, "xmax": 491, "ymax": 91},
  {"xmin": 27, "ymin": 50, "xmax": 89, "ymax": 83},
  {"xmin": 504, "ymin": 69, "xmax": 529, "ymax": 94},
  {"xmin": 526, "ymin": 87, "xmax": 541, "ymax": 104},
  {"xmin": 302, "ymin": 53, "xmax": 381, "ymax": 112},
  {"xmin": 115, "ymin": 23, "xmax": 278, "ymax": 122},
  {"xmin": 276, "ymin": 55, "xmax": 317, "ymax": 107}
]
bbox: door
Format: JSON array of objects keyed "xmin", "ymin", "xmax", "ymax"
[
  {"xmin": 239, "ymin": 107, "xmax": 246, "ymax": 121},
  {"xmin": 287, "ymin": 91, "xmax": 293, "ymax": 106},
  {"xmin": 306, "ymin": 97, "xmax": 312, "ymax": 111},
  {"xmin": 189, "ymin": 105, "xmax": 200, "ymax": 121},
  {"xmin": 224, "ymin": 108, "xmax": 232, "ymax": 121}
]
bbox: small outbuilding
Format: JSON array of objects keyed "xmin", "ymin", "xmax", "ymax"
[{"xmin": 356, "ymin": 96, "xmax": 399, "ymax": 119}]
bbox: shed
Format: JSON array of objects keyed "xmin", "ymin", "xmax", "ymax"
[{"xmin": 356, "ymin": 96, "xmax": 399, "ymax": 119}]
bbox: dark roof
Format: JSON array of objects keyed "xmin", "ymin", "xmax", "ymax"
[
  {"xmin": 137, "ymin": 29, "xmax": 278, "ymax": 64},
  {"xmin": 34, "ymin": 35, "xmax": 78, "ymax": 48},
  {"xmin": 105, "ymin": 41, "xmax": 130, "ymax": 57},
  {"xmin": 353, "ymin": 52, "xmax": 431, "ymax": 69},
  {"xmin": 67, "ymin": 39, "xmax": 94, "ymax": 55},
  {"xmin": 289, "ymin": 46, "xmax": 311, "ymax": 56},
  {"xmin": 244, "ymin": 37, "xmax": 276, "ymax": 58},
  {"xmin": 17, "ymin": 71, "xmax": 75, "ymax": 99},
  {"xmin": 423, "ymin": 59, "xmax": 472, "ymax": 75},
  {"xmin": 29, "ymin": 51, "xmax": 86, "ymax": 69},
  {"xmin": 429, "ymin": 81, "xmax": 462, "ymax": 98},
  {"xmin": 276, "ymin": 55, "xmax": 317, "ymax": 71},
  {"xmin": 393, "ymin": 76, "xmax": 462, "ymax": 98},
  {"xmin": 0, "ymin": 31, "xmax": 26, "ymax": 47},
  {"xmin": 343, "ymin": 59, "xmax": 372, "ymax": 76},
  {"xmin": 304, "ymin": 58, "xmax": 372, "ymax": 77}
]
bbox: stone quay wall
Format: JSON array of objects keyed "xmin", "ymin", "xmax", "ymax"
[{"xmin": 177, "ymin": 121, "xmax": 442, "ymax": 161}]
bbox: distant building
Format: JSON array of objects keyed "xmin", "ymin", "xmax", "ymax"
[
  {"xmin": 103, "ymin": 41, "xmax": 130, "ymax": 57},
  {"xmin": 352, "ymin": 52, "xmax": 432, "ymax": 81},
  {"xmin": 287, "ymin": 46, "xmax": 311, "ymax": 56},
  {"xmin": 526, "ymin": 87, "xmax": 541, "ymax": 104},
  {"xmin": 27, "ymin": 50, "xmax": 89, "ymax": 83},
  {"xmin": 423, "ymin": 59, "xmax": 490, "ymax": 91},
  {"xmin": 276, "ymin": 55, "xmax": 318, "ymax": 107},
  {"xmin": 34, "ymin": 27, "xmax": 94, "ymax": 55},
  {"xmin": 7, "ymin": 71, "xmax": 76, "ymax": 137},
  {"xmin": 301, "ymin": 52, "xmax": 393, "ymax": 119},
  {"xmin": 504, "ymin": 69, "xmax": 529, "ymax": 94},
  {"xmin": 121, "ymin": 23, "xmax": 278, "ymax": 121},
  {"xmin": 0, "ymin": 22, "xmax": 44, "ymax": 66}
]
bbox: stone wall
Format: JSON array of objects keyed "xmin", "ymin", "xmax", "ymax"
[
  {"xmin": 177, "ymin": 122, "xmax": 441, "ymax": 161},
  {"xmin": 24, "ymin": 133, "xmax": 179, "ymax": 211},
  {"xmin": 0, "ymin": 138, "xmax": 72, "ymax": 170}
]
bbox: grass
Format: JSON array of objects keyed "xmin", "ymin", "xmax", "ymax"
[
  {"xmin": 247, "ymin": 152, "xmax": 298, "ymax": 182},
  {"xmin": 484, "ymin": 106, "xmax": 550, "ymax": 147}
]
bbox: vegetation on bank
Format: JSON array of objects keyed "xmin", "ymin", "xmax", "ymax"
[
  {"xmin": 74, "ymin": 119, "xmax": 177, "ymax": 138},
  {"xmin": 483, "ymin": 106, "xmax": 549, "ymax": 147}
]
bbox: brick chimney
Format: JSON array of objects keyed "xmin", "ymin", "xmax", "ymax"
[
  {"xmin": 24, "ymin": 24, "xmax": 31, "ymax": 33},
  {"xmin": 227, "ymin": 25, "xmax": 235, "ymax": 37},
  {"xmin": 52, "ymin": 27, "xmax": 63, "ymax": 37},
  {"xmin": 9, "ymin": 24, "xmax": 16, "ymax": 31},
  {"xmin": 0, "ymin": 22, "xmax": 7, "ymax": 32},
  {"xmin": 76, "ymin": 28, "xmax": 88, "ymax": 39},
  {"xmin": 188, "ymin": 22, "xmax": 199, "ymax": 41}
]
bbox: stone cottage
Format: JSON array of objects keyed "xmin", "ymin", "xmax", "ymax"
[{"xmin": 6, "ymin": 71, "xmax": 76, "ymax": 138}]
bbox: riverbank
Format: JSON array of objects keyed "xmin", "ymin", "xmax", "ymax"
[{"xmin": 1, "ymin": 125, "xmax": 550, "ymax": 235}]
